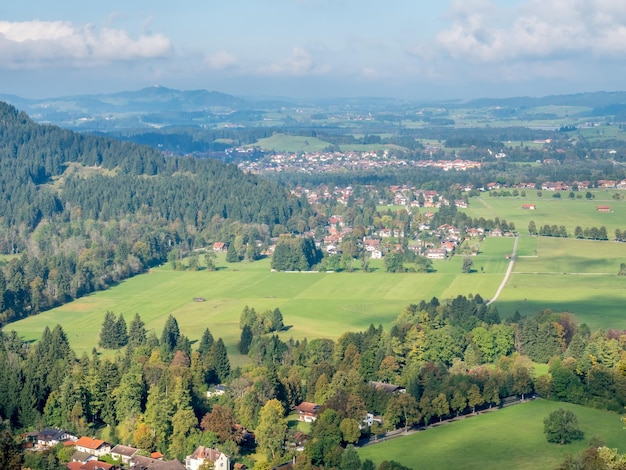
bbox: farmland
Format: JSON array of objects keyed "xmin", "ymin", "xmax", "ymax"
[
  {"xmin": 358, "ymin": 399, "xmax": 624, "ymax": 470},
  {"xmin": 463, "ymin": 190, "xmax": 626, "ymax": 237},
  {"xmin": 10, "ymin": 238, "xmax": 513, "ymax": 359}
]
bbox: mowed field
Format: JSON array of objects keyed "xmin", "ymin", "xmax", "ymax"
[
  {"xmin": 358, "ymin": 399, "xmax": 624, "ymax": 470},
  {"xmin": 496, "ymin": 236, "xmax": 626, "ymax": 330},
  {"xmin": 9, "ymin": 238, "xmax": 513, "ymax": 360},
  {"xmin": 463, "ymin": 190, "xmax": 626, "ymax": 236}
]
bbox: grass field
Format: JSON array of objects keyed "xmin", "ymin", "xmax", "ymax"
[
  {"xmin": 358, "ymin": 399, "xmax": 624, "ymax": 470},
  {"xmin": 9, "ymin": 238, "xmax": 513, "ymax": 359},
  {"xmin": 495, "ymin": 237, "xmax": 626, "ymax": 329},
  {"xmin": 463, "ymin": 190, "xmax": 626, "ymax": 237}
]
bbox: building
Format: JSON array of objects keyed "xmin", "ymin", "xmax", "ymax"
[
  {"xmin": 295, "ymin": 402, "xmax": 321, "ymax": 422},
  {"xmin": 110, "ymin": 444, "xmax": 139, "ymax": 464},
  {"xmin": 185, "ymin": 446, "xmax": 230, "ymax": 470},
  {"xmin": 597, "ymin": 206, "xmax": 611, "ymax": 212},
  {"xmin": 521, "ymin": 204, "xmax": 536, "ymax": 210},
  {"xmin": 74, "ymin": 437, "xmax": 110, "ymax": 457}
]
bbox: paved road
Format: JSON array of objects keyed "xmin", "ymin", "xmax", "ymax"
[{"xmin": 487, "ymin": 235, "xmax": 519, "ymax": 306}]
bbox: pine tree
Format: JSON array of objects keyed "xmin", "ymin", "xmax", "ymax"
[
  {"xmin": 197, "ymin": 328, "xmax": 214, "ymax": 357},
  {"xmin": 99, "ymin": 311, "xmax": 117, "ymax": 349},
  {"xmin": 115, "ymin": 314, "xmax": 128, "ymax": 348},
  {"xmin": 209, "ymin": 338, "xmax": 230, "ymax": 384},
  {"xmin": 239, "ymin": 325, "xmax": 253, "ymax": 355},
  {"xmin": 161, "ymin": 315, "xmax": 180, "ymax": 359},
  {"xmin": 128, "ymin": 313, "xmax": 147, "ymax": 348}
]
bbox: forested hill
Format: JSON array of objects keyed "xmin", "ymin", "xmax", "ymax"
[{"xmin": 0, "ymin": 102, "xmax": 310, "ymax": 324}]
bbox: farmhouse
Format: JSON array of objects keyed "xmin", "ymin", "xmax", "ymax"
[
  {"xmin": 424, "ymin": 249, "xmax": 447, "ymax": 260},
  {"xmin": 66, "ymin": 460, "xmax": 117, "ymax": 470},
  {"xmin": 74, "ymin": 437, "xmax": 110, "ymax": 457},
  {"xmin": 32, "ymin": 427, "xmax": 76, "ymax": 449},
  {"xmin": 132, "ymin": 455, "xmax": 185, "ymax": 470},
  {"xmin": 522, "ymin": 203, "xmax": 536, "ymax": 210},
  {"xmin": 110, "ymin": 444, "xmax": 140, "ymax": 464},
  {"xmin": 597, "ymin": 206, "xmax": 611, "ymax": 212},
  {"xmin": 212, "ymin": 242, "xmax": 228, "ymax": 252},
  {"xmin": 368, "ymin": 381, "xmax": 406, "ymax": 394},
  {"xmin": 295, "ymin": 402, "xmax": 321, "ymax": 422},
  {"xmin": 185, "ymin": 446, "xmax": 230, "ymax": 470}
]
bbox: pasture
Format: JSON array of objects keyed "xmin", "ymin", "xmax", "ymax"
[
  {"xmin": 463, "ymin": 190, "xmax": 626, "ymax": 237},
  {"xmin": 9, "ymin": 238, "xmax": 513, "ymax": 359},
  {"xmin": 495, "ymin": 237, "xmax": 626, "ymax": 329},
  {"xmin": 358, "ymin": 399, "xmax": 624, "ymax": 470}
]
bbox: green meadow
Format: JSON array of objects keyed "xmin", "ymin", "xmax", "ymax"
[
  {"xmin": 9, "ymin": 238, "xmax": 513, "ymax": 359},
  {"xmin": 496, "ymin": 237, "xmax": 626, "ymax": 330},
  {"xmin": 463, "ymin": 190, "xmax": 626, "ymax": 236},
  {"xmin": 358, "ymin": 399, "xmax": 624, "ymax": 470}
]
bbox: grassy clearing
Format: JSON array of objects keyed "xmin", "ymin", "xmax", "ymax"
[
  {"xmin": 358, "ymin": 400, "xmax": 624, "ymax": 470},
  {"xmin": 9, "ymin": 240, "xmax": 511, "ymax": 359},
  {"xmin": 251, "ymin": 133, "xmax": 331, "ymax": 152}
]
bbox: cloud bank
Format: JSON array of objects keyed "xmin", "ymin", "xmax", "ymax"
[{"xmin": 0, "ymin": 20, "xmax": 172, "ymax": 69}]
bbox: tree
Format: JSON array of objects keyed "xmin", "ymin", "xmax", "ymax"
[
  {"xmin": 384, "ymin": 252, "xmax": 405, "ymax": 273},
  {"xmin": 339, "ymin": 444, "xmax": 361, "ymax": 470},
  {"xmin": 339, "ymin": 418, "xmax": 361, "ymax": 444},
  {"xmin": 543, "ymin": 408, "xmax": 583, "ymax": 444},
  {"xmin": 528, "ymin": 220, "xmax": 537, "ymax": 236},
  {"xmin": 239, "ymin": 325, "xmax": 253, "ymax": 355},
  {"xmin": 0, "ymin": 422, "xmax": 21, "ymax": 470},
  {"xmin": 161, "ymin": 314, "xmax": 181, "ymax": 359},
  {"xmin": 200, "ymin": 405, "xmax": 240, "ymax": 443},
  {"xmin": 462, "ymin": 256, "xmax": 473, "ymax": 273},
  {"xmin": 99, "ymin": 311, "xmax": 117, "ymax": 349},
  {"xmin": 226, "ymin": 243, "xmax": 240, "ymax": 263},
  {"xmin": 128, "ymin": 313, "xmax": 147, "ymax": 348},
  {"xmin": 255, "ymin": 399, "xmax": 287, "ymax": 462},
  {"xmin": 209, "ymin": 339, "xmax": 230, "ymax": 384}
]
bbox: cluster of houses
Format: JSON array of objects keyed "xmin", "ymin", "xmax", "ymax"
[
  {"xmin": 238, "ymin": 148, "xmax": 482, "ymax": 175},
  {"xmin": 25, "ymin": 429, "xmax": 230, "ymax": 470},
  {"xmin": 26, "ymin": 380, "xmax": 410, "ymax": 469}
]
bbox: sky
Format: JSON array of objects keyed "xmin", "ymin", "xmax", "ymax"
[{"xmin": 2, "ymin": 0, "xmax": 626, "ymax": 100}]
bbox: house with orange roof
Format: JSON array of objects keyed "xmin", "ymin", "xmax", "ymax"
[{"xmin": 74, "ymin": 437, "xmax": 111, "ymax": 457}]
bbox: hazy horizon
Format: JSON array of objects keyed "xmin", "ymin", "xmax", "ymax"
[{"xmin": 3, "ymin": 1, "xmax": 626, "ymax": 101}]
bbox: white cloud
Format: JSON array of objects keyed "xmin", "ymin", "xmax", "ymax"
[
  {"xmin": 205, "ymin": 51, "xmax": 238, "ymax": 71},
  {"xmin": 0, "ymin": 20, "xmax": 172, "ymax": 69},
  {"xmin": 426, "ymin": 0, "xmax": 626, "ymax": 64},
  {"xmin": 260, "ymin": 47, "xmax": 330, "ymax": 76}
]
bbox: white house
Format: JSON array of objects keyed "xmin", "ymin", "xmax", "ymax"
[{"xmin": 185, "ymin": 446, "xmax": 230, "ymax": 470}]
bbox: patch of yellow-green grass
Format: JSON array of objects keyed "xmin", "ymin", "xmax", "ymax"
[
  {"xmin": 250, "ymin": 133, "xmax": 331, "ymax": 152},
  {"xmin": 358, "ymin": 400, "xmax": 624, "ymax": 470}
]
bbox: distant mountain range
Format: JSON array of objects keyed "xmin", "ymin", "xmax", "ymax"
[{"xmin": 1, "ymin": 87, "xmax": 626, "ymax": 132}]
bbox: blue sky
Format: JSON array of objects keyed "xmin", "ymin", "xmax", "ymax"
[{"xmin": 2, "ymin": 0, "xmax": 626, "ymax": 100}]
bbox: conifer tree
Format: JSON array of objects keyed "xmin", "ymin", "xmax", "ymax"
[
  {"xmin": 197, "ymin": 328, "xmax": 214, "ymax": 357},
  {"xmin": 160, "ymin": 314, "xmax": 180, "ymax": 359},
  {"xmin": 115, "ymin": 314, "xmax": 128, "ymax": 348},
  {"xmin": 209, "ymin": 338, "xmax": 230, "ymax": 384},
  {"xmin": 99, "ymin": 311, "xmax": 117, "ymax": 349},
  {"xmin": 239, "ymin": 325, "xmax": 253, "ymax": 355},
  {"xmin": 128, "ymin": 313, "xmax": 147, "ymax": 348}
]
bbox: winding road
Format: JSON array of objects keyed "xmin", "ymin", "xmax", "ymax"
[{"xmin": 487, "ymin": 235, "xmax": 519, "ymax": 306}]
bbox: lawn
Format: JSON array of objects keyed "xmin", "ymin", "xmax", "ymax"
[
  {"xmin": 358, "ymin": 400, "xmax": 624, "ymax": 470},
  {"xmin": 8, "ymin": 239, "xmax": 511, "ymax": 359}
]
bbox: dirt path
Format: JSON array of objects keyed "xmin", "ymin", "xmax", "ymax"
[{"xmin": 487, "ymin": 235, "xmax": 519, "ymax": 306}]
